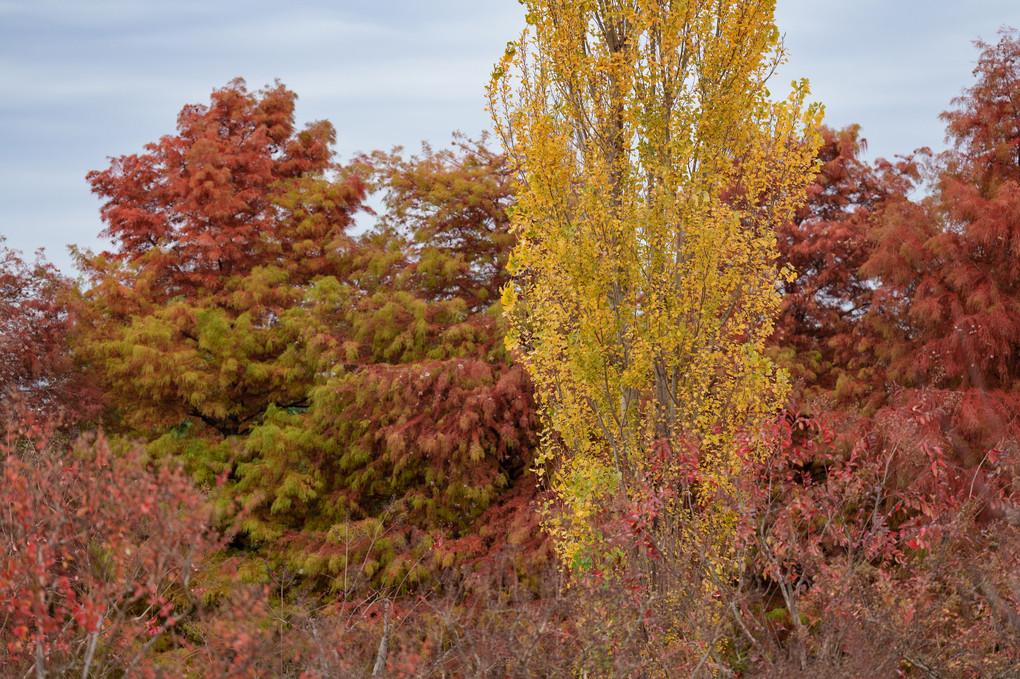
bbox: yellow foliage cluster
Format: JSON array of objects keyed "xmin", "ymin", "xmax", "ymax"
[{"xmin": 489, "ymin": 0, "xmax": 822, "ymax": 563}]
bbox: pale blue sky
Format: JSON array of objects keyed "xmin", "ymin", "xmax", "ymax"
[{"xmin": 2, "ymin": 0, "xmax": 1019, "ymax": 273}]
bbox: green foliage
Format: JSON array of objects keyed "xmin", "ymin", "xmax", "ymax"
[{"xmin": 218, "ymin": 139, "xmax": 542, "ymax": 591}]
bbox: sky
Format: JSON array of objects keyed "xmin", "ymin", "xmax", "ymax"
[{"xmin": 2, "ymin": 0, "xmax": 1019, "ymax": 275}]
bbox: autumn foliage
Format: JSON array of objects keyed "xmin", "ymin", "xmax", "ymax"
[
  {"xmin": 1, "ymin": 410, "xmax": 218, "ymax": 677},
  {"xmin": 3, "ymin": 23, "xmax": 1020, "ymax": 679},
  {"xmin": 0, "ymin": 240, "xmax": 100, "ymax": 426},
  {"xmin": 489, "ymin": 1, "xmax": 823, "ymax": 574}
]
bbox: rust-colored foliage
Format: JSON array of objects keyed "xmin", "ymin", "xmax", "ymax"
[
  {"xmin": 0, "ymin": 240, "xmax": 101, "ymax": 426},
  {"xmin": 778, "ymin": 30, "xmax": 1020, "ymax": 464},
  {"xmin": 772, "ymin": 126, "xmax": 918, "ymax": 406},
  {"xmin": 0, "ymin": 410, "xmax": 218, "ymax": 677},
  {"xmin": 85, "ymin": 78, "xmax": 361, "ymax": 299},
  {"xmin": 857, "ymin": 29, "xmax": 1020, "ymax": 461},
  {"xmin": 759, "ymin": 37, "xmax": 1020, "ymax": 670},
  {"xmin": 76, "ymin": 79, "xmax": 366, "ymax": 439},
  {"xmin": 910, "ymin": 29, "xmax": 1020, "ymax": 396}
]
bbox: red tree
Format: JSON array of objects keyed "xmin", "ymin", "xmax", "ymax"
[
  {"xmin": 0, "ymin": 240, "xmax": 100, "ymax": 425},
  {"xmin": 85, "ymin": 78, "xmax": 363, "ymax": 299},
  {"xmin": 861, "ymin": 29, "xmax": 1020, "ymax": 459},
  {"xmin": 772, "ymin": 125, "xmax": 922, "ymax": 409}
]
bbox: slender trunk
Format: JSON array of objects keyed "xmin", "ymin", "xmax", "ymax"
[{"xmin": 371, "ymin": 599, "xmax": 391, "ymax": 677}]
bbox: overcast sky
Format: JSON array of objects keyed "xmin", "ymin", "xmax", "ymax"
[{"xmin": 2, "ymin": 0, "xmax": 1019, "ymax": 274}]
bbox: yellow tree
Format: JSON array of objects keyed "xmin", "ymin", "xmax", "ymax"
[{"xmin": 489, "ymin": 1, "xmax": 822, "ymax": 566}]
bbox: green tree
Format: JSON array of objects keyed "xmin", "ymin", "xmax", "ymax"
[{"xmin": 229, "ymin": 140, "xmax": 545, "ymax": 591}]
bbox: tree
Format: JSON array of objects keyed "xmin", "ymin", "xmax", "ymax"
[
  {"xmin": 78, "ymin": 81, "xmax": 544, "ymax": 601},
  {"xmin": 84, "ymin": 78, "xmax": 359, "ymax": 300},
  {"xmin": 750, "ymin": 31, "xmax": 1020, "ymax": 673},
  {"xmin": 488, "ymin": 1, "xmax": 822, "ymax": 565},
  {"xmin": 76, "ymin": 79, "xmax": 366, "ymax": 446},
  {"xmin": 0, "ymin": 239, "xmax": 100, "ymax": 426},
  {"xmin": 860, "ymin": 28, "xmax": 1020, "ymax": 458},
  {"xmin": 770, "ymin": 125, "xmax": 920, "ymax": 409},
  {"xmin": 914, "ymin": 28, "xmax": 1020, "ymax": 400},
  {"xmin": 370, "ymin": 134, "xmax": 516, "ymax": 315},
  {"xmin": 230, "ymin": 140, "xmax": 545, "ymax": 593}
]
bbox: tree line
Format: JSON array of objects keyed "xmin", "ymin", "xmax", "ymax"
[{"xmin": 1, "ymin": 6, "xmax": 1018, "ymax": 677}]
